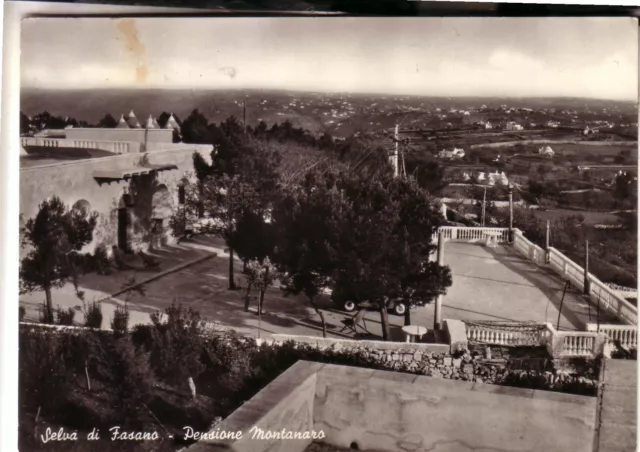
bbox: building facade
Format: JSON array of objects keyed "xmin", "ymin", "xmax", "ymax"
[{"xmin": 20, "ymin": 113, "xmax": 212, "ymax": 256}]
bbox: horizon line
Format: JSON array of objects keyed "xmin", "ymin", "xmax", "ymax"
[{"xmin": 20, "ymin": 86, "xmax": 638, "ymax": 104}]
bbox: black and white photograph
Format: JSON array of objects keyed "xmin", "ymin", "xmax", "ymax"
[{"xmin": 16, "ymin": 15, "xmax": 638, "ymax": 452}]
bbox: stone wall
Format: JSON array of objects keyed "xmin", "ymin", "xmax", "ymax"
[{"xmin": 267, "ymin": 334, "xmax": 598, "ymax": 394}]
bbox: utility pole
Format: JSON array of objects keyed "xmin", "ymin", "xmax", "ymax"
[
  {"xmin": 434, "ymin": 231, "xmax": 445, "ymax": 331},
  {"xmin": 545, "ymin": 220, "xmax": 550, "ymax": 263},
  {"xmin": 393, "ymin": 124, "xmax": 399, "ymax": 178},
  {"xmin": 508, "ymin": 184, "xmax": 514, "ymax": 242},
  {"xmin": 481, "ymin": 187, "xmax": 487, "ymax": 227},
  {"xmin": 243, "ymin": 100, "xmax": 247, "ymax": 134},
  {"xmin": 584, "ymin": 240, "xmax": 591, "ymax": 296}
]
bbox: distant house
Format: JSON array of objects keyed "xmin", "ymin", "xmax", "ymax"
[
  {"xmin": 546, "ymin": 121, "xmax": 560, "ymax": 128},
  {"xmin": 538, "ymin": 146, "xmax": 555, "ymax": 157},
  {"xmin": 438, "ymin": 147, "xmax": 465, "ymax": 160},
  {"xmin": 505, "ymin": 121, "xmax": 523, "ymax": 131},
  {"xmin": 484, "ymin": 122, "xmax": 493, "ymax": 130}
]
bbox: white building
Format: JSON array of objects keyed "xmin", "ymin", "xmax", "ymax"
[
  {"xmin": 438, "ymin": 147, "xmax": 465, "ymax": 160},
  {"xmin": 505, "ymin": 121, "xmax": 524, "ymax": 131},
  {"xmin": 538, "ymin": 146, "xmax": 555, "ymax": 157}
]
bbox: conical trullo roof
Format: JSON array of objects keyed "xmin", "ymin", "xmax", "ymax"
[
  {"xmin": 145, "ymin": 115, "xmax": 157, "ymax": 129},
  {"xmin": 165, "ymin": 113, "xmax": 181, "ymax": 132},
  {"xmin": 116, "ymin": 115, "xmax": 129, "ymax": 129},
  {"xmin": 126, "ymin": 110, "xmax": 141, "ymax": 128}
]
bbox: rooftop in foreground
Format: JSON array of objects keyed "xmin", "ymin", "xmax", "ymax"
[{"xmin": 187, "ymin": 360, "xmax": 598, "ymax": 452}]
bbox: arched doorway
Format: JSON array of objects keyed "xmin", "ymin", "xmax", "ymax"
[
  {"xmin": 117, "ymin": 195, "xmax": 132, "ymax": 252},
  {"xmin": 150, "ymin": 185, "xmax": 172, "ymax": 248}
]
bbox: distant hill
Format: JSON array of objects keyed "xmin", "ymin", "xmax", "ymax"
[{"xmin": 20, "ymin": 88, "xmax": 637, "ymax": 139}]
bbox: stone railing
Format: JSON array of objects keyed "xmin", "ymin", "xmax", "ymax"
[
  {"xmin": 512, "ymin": 229, "xmax": 546, "ymax": 266},
  {"xmin": 547, "ymin": 247, "xmax": 637, "ymax": 325},
  {"xmin": 21, "ymin": 137, "xmax": 139, "ymax": 154},
  {"xmin": 465, "ymin": 321, "xmax": 550, "ymax": 347},
  {"xmin": 435, "ymin": 226, "xmax": 509, "ymax": 243},
  {"xmin": 586, "ymin": 323, "xmax": 637, "ymax": 350},
  {"xmin": 549, "ymin": 329, "xmax": 605, "ymax": 358},
  {"xmin": 460, "ymin": 319, "xmax": 606, "ymax": 359}
]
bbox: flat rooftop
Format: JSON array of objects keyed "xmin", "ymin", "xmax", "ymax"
[{"xmin": 188, "ymin": 361, "xmax": 598, "ymax": 452}]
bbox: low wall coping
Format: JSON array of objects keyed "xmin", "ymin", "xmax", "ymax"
[{"xmin": 270, "ymin": 334, "xmax": 451, "ymax": 353}]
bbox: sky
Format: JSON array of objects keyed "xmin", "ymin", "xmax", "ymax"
[{"xmin": 21, "ymin": 17, "xmax": 639, "ymax": 101}]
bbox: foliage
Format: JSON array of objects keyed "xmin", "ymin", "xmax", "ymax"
[
  {"xmin": 140, "ymin": 303, "xmax": 206, "ymax": 387},
  {"xmin": 111, "ymin": 304, "xmax": 130, "ymax": 336},
  {"xmin": 93, "ymin": 335, "xmax": 154, "ymax": 426},
  {"xmin": 20, "ymin": 196, "xmax": 98, "ymax": 322},
  {"xmin": 56, "ymin": 306, "xmax": 76, "ymax": 326},
  {"xmin": 404, "ymin": 153, "xmax": 448, "ymax": 195},
  {"xmin": 97, "ymin": 113, "xmax": 117, "ymax": 128},
  {"xmin": 181, "ymin": 109, "xmax": 212, "ymax": 144},
  {"xmin": 83, "ymin": 300, "xmax": 103, "ymax": 329},
  {"xmin": 271, "ymin": 170, "xmax": 348, "ymax": 335}
]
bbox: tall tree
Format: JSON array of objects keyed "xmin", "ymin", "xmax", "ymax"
[
  {"xmin": 333, "ymin": 173, "xmax": 451, "ymax": 340},
  {"xmin": 199, "ymin": 174, "xmax": 262, "ymax": 290},
  {"xmin": 271, "ymin": 171, "xmax": 347, "ymax": 337},
  {"xmin": 97, "ymin": 114, "xmax": 118, "ymax": 128},
  {"xmin": 20, "ymin": 197, "xmax": 98, "ymax": 322},
  {"xmin": 20, "ymin": 112, "xmax": 31, "ymax": 135},
  {"xmin": 181, "ymin": 109, "xmax": 212, "ymax": 144}
]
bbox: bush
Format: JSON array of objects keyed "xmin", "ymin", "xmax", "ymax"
[
  {"xmin": 111, "ymin": 303, "xmax": 130, "ymax": 336},
  {"xmin": 83, "ymin": 300, "xmax": 103, "ymax": 329},
  {"xmin": 56, "ymin": 306, "xmax": 76, "ymax": 326},
  {"xmin": 19, "ymin": 329, "xmax": 72, "ymax": 415},
  {"xmin": 39, "ymin": 302, "xmax": 54, "ymax": 324},
  {"xmin": 19, "ymin": 306, "xmax": 26, "ymax": 322},
  {"xmin": 138, "ymin": 303, "xmax": 206, "ymax": 389},
  {"xmin": 91, "ymin": 244, "xmax": 113, "ymax": 275}
]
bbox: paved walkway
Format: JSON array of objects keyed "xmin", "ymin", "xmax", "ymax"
[
  {"xmin": 19, "ymin": 238, "xmax": 618, "ymax": 339},
  {"xmin": 595, "ymin": 359, "xmax": 637, "ymax": 452},
  {"xmin": 440, "ymin": 242, "xmax": 619, "ymax": 331}
]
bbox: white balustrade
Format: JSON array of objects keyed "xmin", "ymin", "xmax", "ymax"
[
  {"xmin": 435, "ymin": 227, "xmax": 509, "ymax": 244},
  {"xmin": 556, "ymin": 333, "xmax": 597, "ymax": 357},
  {"xmin": 586, "ymin": 323, "xmax": 637, "ymax": 350},
  {"xmin": 465, "ymin": 324, "xmax": 547, "ymax": 347}
]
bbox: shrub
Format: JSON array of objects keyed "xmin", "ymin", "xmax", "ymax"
[
  {"xmin": 94, "ymin": 336, "xmax": 155, "ymax": 427},
  {"xmin": 111, "ymin": 303, "xmax": 130, "ymax": 336},
  {"xmin": 19, "ymin": 306, "xmax": 26, "ymax": 322},
  {"xmin": 39, "ymin": 301, "xmax": 54, "ymax": 324},
  {"xmin": 141, "ymin": 303, "xmax": 206, "ymax": 389},
  {"xmin": 91, "ymin": 244, "xmax": 113, "ymax": 275},
  {"xmin": 19, "ymin": 328, "xmax": 72, "ymax": 414},
  {"xmin": 56, "ymin": 306, "xmax": 76, "ymax": 326},
  {"xmin": 83, "ymin": 300, "xmax": 103, "ymax": 329}
]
